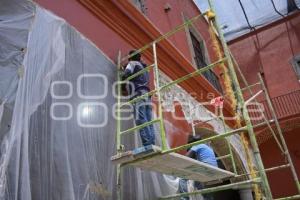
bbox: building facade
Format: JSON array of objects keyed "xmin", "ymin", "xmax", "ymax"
[
  {"xmin": 229, "ymin": 11, "xmax": 300, "ymax": 198},
  {"xmin": 2, "ymin": 0, "xmax": 298, "ymax": 199}
]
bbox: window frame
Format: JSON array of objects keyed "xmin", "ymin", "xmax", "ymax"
[
  {"xmin": 184, "ymin": 21, "xmax": 210, "ymax": 69},
  {"xmin": 183, "ymin": 16, "xmax": 223, "ymax": 93},
  {"xmin": 190, "ymin": 31, "xmax": 207, "ymax": 68}
]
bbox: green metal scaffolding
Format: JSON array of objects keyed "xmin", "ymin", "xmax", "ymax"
[{"xmin": 114, "ymin": 0, "xmax": 300, "ymax": 199}]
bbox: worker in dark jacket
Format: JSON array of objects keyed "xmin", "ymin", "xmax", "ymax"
[
  {"xmin": 122, "ymin": 50, "xmax": 155, "ymax": 146},
  {"xmin": 178, "ymin": 134, "xmax": 217, "ymax": 200}
]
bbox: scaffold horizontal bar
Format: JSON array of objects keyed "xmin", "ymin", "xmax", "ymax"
[
  {"xmin": 120, "ymin": 118, "xmax": 161, "ymax": 135},
  {"xmin": 265, "ymin": 164, "xmax": 290, "ymax": 173},
  {"xmin": 160, "ymin": 58, "xmax": 227, "ymax": 91},
  {"xmin": 241, "ymin": 82, "xmax": 261, "ymax": 91},
  {"xmin": 158, "ymin": 178, "xmax": 261, "ymax": 200},
  {"xmin": 253, "ymin": 120, "xmax": 274, "ymax": 128},
  {"xmin": 163, "ymin": 120, "xmax": 270, "ymax": 155},
  {"xmin": 120, "ymin": 58, "xmax": 225, "ymax": 108},
  {"xmin": 216, "ymin": 154, "xmax": 231, "ymax": 161},
  {"xmin": 245, "ymin": 90, "xmax": 263, "ymax": 105},
  {"xmin": 162, "ymin": 126, "xmax": 247, "ymax": 154},
  {"xmin": 234, "ymin": 164, "xmax": 291, "ymax": 179},
  {"xmin": 120, "ymin": 89, "xmax": 157, "ymax": 107},
  {"xmin": 124, "ymin": 64, "xmax": 154, "ymax": 81},
  {"xmin": 121, "ymin": 14, "xmax": 205, "ymax": 62}
]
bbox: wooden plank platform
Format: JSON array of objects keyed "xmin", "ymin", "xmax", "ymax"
[{"xmin": 111, "ymin": 145, "xmax": 234, "ymax": 182}]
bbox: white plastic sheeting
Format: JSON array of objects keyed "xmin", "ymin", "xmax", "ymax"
[
  {"xmin": 0, "ymin": 0, "xmax": 34, "ymax": 104},
  {"xmin": 195, "ymin": 0, "xmax": 300, "ymax": 40},
  {"xmin": 0, "ymin": 0, "xmax": 252, "ymax": 199},
  {"xmin": 0, "ymin": 1, "xmax": 186, "ymax": 199}
]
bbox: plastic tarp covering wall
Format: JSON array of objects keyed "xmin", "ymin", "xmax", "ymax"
[
  {"xmin": 194, "ymin": 0, "xmax": 300, "ymax": 40},
  {"xmin": 0, "ymin": 0, "xmax": 33, "ymax": 150},
  {"xmin": 0, "ymin": 0, "xmax": 188, "ymax": 199}
]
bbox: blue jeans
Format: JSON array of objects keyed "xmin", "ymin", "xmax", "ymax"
[
  {"xmin": 133, "ymin": 98, "xmax": 155, "ymax": 146},
  {"xmin": 178, "ymin": 179, "xmax": 214, "ymax": 200}
]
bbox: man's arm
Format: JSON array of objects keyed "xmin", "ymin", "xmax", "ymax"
[
  {"xmin": 185, "ymin": 150, "xmax": 196, "ymax": 159},
  {"xmin": 122, "ymin": 62, "xmax": 134, "ymax": 80}
]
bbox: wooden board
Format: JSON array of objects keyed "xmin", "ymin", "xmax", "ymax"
[{"xmin": 111, "ymin": 145, "xmax": 234, "ymax": 182}]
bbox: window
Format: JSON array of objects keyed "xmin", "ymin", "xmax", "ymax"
[
  {"xmin": 189, "ymin": 31, "xmax": 223, "ymax": 93},
  {"xmin": 190, "ymin": 32, "xmax": 206, "ymax": 68},
  {"xmin": 132, "ymin": 0, "xmax": 146, "ymax": 14},
  {"xmin": 291, "ymin": 56, "xmax": 300, "ymax": 80}
]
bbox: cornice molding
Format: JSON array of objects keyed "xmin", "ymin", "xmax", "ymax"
[{"xmin": 78, "ymin": 0, "xmax": 236, "ymax": 126}]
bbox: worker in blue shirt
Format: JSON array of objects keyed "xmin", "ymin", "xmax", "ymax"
[
  {"xmin": 179, "ymin": 134, "xmax": 217, "ymax": 200},
  {"xmin": 122, "ymin": 50, "xmax": 155, "ymax": 146}
]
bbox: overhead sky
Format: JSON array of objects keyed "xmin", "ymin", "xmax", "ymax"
[{"xmin": 194, "ymin": 0, "xmax": 300, "ymax": 41}]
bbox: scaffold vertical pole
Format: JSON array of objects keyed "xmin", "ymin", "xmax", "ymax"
[
  {"xmin": 116, "ymin": 51, "xmax": 122, "ymax": 200},
  {"xmin": 231, "ymin": 53, "xmax": 285, "ymax": 154},
  {"xmin": 153, "ymin": 42, "xmax": 168, "ymax": 150},
  {"xmin": 207, "ymin": 0, "xmax": 273, "ymax": 198},
  {"xmin": 258, "ymin": 73, "xmax": 300, "ymax": 194}
]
